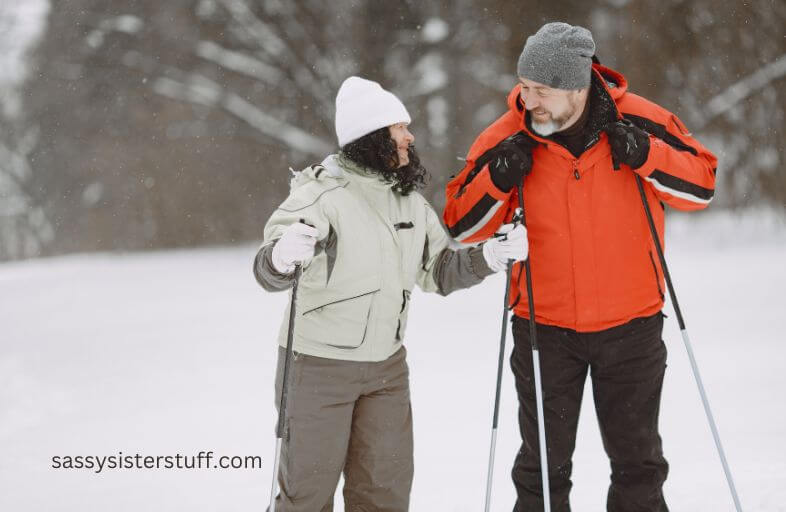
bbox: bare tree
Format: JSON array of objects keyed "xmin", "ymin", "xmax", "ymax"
[
  {"xmin": 16, "ymin": 0, "xmax": 785, "ymax": 261},
  {"xmin": 600, "ymin": 0, "xmax": 786, "ymax": 209},
  {"xmin": 0, "ymin": 0, "xmax": 53, "ymax": 260}
]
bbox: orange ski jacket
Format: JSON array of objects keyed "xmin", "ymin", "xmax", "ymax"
[{"xmin": 443, "ymin": 64, "xmax": 717, "ymax": 332}]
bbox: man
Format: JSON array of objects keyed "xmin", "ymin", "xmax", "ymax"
[
  {"xmin": 443, "ymin": 22, "xmax": 717, "ymax": 511},
  {"xmin": 254, "ymin": 76, "xmax": 527, "ymax": 511}
]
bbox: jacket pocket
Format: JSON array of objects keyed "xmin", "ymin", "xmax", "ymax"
[{"xmin": 298, "ymin": 275, "xmax": 380, "ymax": 349}]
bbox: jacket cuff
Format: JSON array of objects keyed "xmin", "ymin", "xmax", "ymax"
[
  {"xmin": 482, "ymin": 165, "xmax": 517, "ymax": 200},
  {"xmin": 253, "ymin": 242, "xmax": 296, "ymax": 291},
  {"xmin": 632, "ymin": 135, "xmax": 660, "ymax": 177},
  {"xmin": 468, "ymin": 245, "xmax": 495, "ymax": 278}
]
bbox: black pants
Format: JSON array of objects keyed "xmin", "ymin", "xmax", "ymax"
[{"xmin": 510, "ymin": 313, "xmax": 669, "ymax": 512}]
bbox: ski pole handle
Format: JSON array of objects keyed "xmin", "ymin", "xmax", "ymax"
[{"xmin": 512, "ymin": 207, "xmax": 523, "ymax": 226}]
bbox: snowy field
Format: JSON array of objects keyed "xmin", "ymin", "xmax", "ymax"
[{"xmin": 1, "ymin": 209, "xmax": 785, "ymax": 511}]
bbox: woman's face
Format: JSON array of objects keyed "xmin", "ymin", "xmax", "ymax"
[{"xmin": 389, "ymin": 123, "xmax": 415, "ymax": 167}]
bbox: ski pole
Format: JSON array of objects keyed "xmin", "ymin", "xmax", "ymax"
[
  {"xmin": 269, "ymin": 263, "xmax": 302, "ymax": 512},
  {"xmin": 516, "ymin": 181, "xmax": 551, "ymax": 512},
  {"xmin": 484, "ymin": 210, "xmax": 521, "ymax": 512},
  {"xmin": 634, "ymin": 175, "xmax": 742, "ymax": 512}
]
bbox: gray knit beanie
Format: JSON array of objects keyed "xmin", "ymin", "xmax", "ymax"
[{"xmin": 517, "ymin": 22, "xmax": 595, "ymax": 90}]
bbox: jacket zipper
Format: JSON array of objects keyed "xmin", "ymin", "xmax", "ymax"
[
  {"xmin": 573, "ymin": 159, "xmax": 580, "ymax": 180},
  {"xmin": 395, "ymin": 290, "xmax": 411, "ymax": 341}
]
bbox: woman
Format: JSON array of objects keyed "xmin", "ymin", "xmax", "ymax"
[{"xmin": 254, "ymin": 76, "xmax": 527, "ymax": 511}]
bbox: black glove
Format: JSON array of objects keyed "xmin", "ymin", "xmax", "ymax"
[
  {"xmin": 603, "ymin": 119, "xmax": 651, "ymax": 170},
  {"xmin": 487, "ymin": 132, "xmax": 536, "ymax": 192}
]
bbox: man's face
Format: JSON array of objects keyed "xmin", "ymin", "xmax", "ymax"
[
  {"xmin": 389, "ymin": 123, "xmax": 415, "ymax": 167},
  {"xmin": 518, "ymin": 77, "xmax": 586, "ymax": 136}
]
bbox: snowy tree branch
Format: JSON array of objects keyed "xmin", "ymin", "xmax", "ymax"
[
  {"xmin": 195, "ymin": 40, "xmax": 285, "ymax": 84},
  {"xmin": 699, "ymin": 53, "xmax": 786, "ymax": 129},
  {"xmin": 152, "ymin": 73, "xmax": 333, "ymax": 157},
  {"xmin": 215, "ymin": 0, "xmax": 334, "ymax": 116}
]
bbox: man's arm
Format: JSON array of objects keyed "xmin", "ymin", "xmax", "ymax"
[
  {"xmin": 443, "ymin": 159, "xmax": 514, "ymax": 244},
  {"xmin": 442, "ymin": 116, "xmax": 530, "ymax": 244},
  {"xmin": 614, "ymin": 109, "xmax": 718, "ymax": 211}
]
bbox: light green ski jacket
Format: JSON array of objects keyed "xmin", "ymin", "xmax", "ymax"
[{"xmin": 255, "ymin": 153, "xmax": 493, "ymax": 361}]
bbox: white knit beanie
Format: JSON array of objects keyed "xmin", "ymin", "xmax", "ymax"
[{"xmin": 334, "ymin": 76, "xmax": 411, "ymax": 147}]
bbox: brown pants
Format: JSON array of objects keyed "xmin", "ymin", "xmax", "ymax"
[{"xmin": 273, "ymin": 346, "xmax": 414, "ymax": 512}]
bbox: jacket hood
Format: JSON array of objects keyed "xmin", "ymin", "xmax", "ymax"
[
  {"xmin": 288, "ymin": 153, "xmax": 394, "ymax": 192},
  {"xmin": 289, "ymin": 154, "xmax": 345, "ymax": 190}
]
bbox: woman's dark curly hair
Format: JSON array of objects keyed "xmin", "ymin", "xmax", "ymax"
[{"xmin": 340, "ymin": 126, "xmax": 429, "ymax": 195}]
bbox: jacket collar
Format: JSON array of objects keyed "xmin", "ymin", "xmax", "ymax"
[
  {"xmin": 332, "ymin": 153, "xmax": 395, "ymax": 190},
  {"xmin": 319, "ymin": 154, "xmax": 347, "ymax": 178}
]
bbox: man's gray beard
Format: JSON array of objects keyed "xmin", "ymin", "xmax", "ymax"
[
  {"xmin": 531, "ymin": 120, "xmax": 561, "ymax": 136},
  {"xmin": 529, "ymin": 96, "xmax": 583, "ymax": 136}
]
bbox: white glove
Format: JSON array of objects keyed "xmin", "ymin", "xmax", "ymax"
[
  {"xmin": 482, "ymin": 223, "xmax": 529, "ymax": 273},
  {"xmin": 271, "ymin": 222, "xmax": 320, "ymax": 274}
]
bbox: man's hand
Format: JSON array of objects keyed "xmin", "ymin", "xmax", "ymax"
[
  {"xmin": 271, "ymin": 222, "xmax": 319, "ymax": 274},
  {"xmin": 482, "ymin": 223, "xmax": 529, "ymax": 273},
  {"xmin": 603, "ymin": 119, "xmax": 651, "ymax": 170},
  {"xmin": 488, "ymin": 132, "xmax": 537, "ymax": 192}
]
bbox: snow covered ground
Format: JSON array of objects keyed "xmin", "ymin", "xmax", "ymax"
[{"xmin": 1, "ymin": 209, "xmax": 785, "ymax": 511}]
